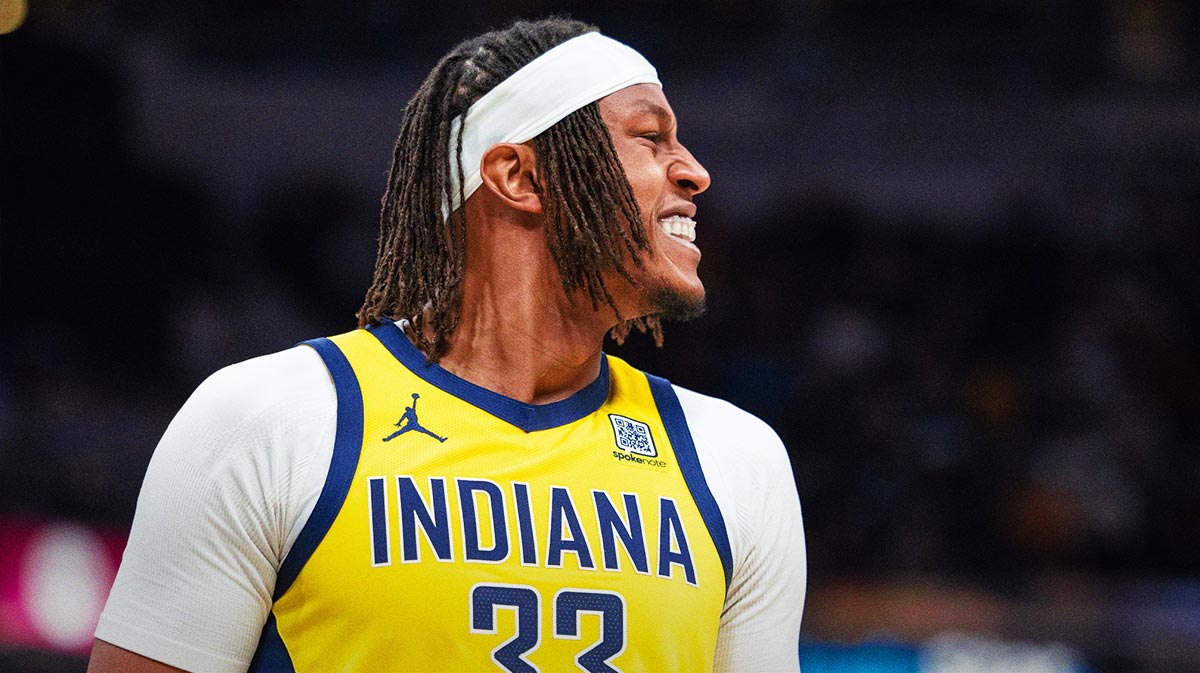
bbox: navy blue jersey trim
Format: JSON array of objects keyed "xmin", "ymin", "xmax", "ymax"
[
  {"xmin": 272, "ymin": 337, "xmax": 365, "ymax": 600},
  {"xmin": 247, "ymin": 613, "xmax": 296, "ymax": 673},
  {"xmin": 367, "ymin": 319, "xmax": 610, "ymax": 433},
  {"xmin": 646, "ymin": 374, "xmax": 734, "ymax": 591}
]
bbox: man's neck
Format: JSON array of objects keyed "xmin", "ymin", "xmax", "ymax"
[
  {"xmin": 418, "ymin": 196, "xmax": 650, "ymax": 404},
  {"xmin": 432, "ymin": 305, "xmax": 608, "ymax": 406},
  {"xmin": 432, "ymin": 311, "xmax": 604, "ymax": 400},
  {"xmin": 421, "ymin": 242, "xmax": 618, "ymax": 405}
]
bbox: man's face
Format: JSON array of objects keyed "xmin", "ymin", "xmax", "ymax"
[{"xmin": 598, "ymin": 83, "xmax": 711, "ymax": 321}]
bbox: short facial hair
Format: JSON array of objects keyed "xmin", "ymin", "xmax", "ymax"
[{"xmin": 648, "ymin": 286, "xmax": 706, "ymax": 322}]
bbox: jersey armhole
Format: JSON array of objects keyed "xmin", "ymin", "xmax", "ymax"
[
  {"xmin": 645, "ymin": 373, "xmax": 734, "ymax": 592},
  {"xmin": 272, "ymin": 337, "xmax": 365, "ymax": 599}
]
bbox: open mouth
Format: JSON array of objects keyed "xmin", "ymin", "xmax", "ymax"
[{"xmin": 658, "ymin": 215, "xmax": 696, "ymax": 243}]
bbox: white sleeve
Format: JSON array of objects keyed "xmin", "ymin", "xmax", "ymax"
[
  {"xmin": 677, "ymin": 386, "xmax": 807, "ymax": 673},
  {"xmin": 94, "ymin": 346, "xmax": 336, "ymax": 673}
]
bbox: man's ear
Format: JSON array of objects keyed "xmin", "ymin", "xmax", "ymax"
[{"xmin": 478, "ymin": 142, "xmax": 543, "ymax": 214}]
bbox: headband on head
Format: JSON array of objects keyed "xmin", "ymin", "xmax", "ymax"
[{"xmin": 445, "ymin": 32, "xmax": 660, "ymax": 216}]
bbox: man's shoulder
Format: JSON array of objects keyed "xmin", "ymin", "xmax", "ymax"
[
  {"xmin": 181, "ymin": 344, "xmax": 334, "ymax": 435},
  {"xmin": 203, "ymin": 343, "xmax": 329, "ymax": 388},
  {"xmin": 670, "ymin": 383, "xmax": 787, "ymax": 463},
  {"xmin": 146, "ymin": 344, "xmax": 337, "ymax": 485},
  {"xmin": 667, "ymin": 382, "xmax": 800, "ymax": 565}
]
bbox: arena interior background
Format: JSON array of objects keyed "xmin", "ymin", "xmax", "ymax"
[{"xmin": 1, "ymin": 1, "xmax": 1198, "ymax": 672}]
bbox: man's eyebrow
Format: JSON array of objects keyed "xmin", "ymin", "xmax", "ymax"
[{"xmin": 627, "ymin": 99, "xmax": 672, "ymax": 122}]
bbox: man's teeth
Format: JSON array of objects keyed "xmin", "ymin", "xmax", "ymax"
[{"xmin": 658, "ymin": 215, "xmax": 696, "ymax": 243}]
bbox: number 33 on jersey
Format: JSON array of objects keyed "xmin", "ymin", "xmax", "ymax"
[{"xmin": 248, "ymin": 322, "xmax": 732, "ymax": 673}]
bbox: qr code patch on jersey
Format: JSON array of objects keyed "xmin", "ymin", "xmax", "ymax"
[{"xmin": 609, "ymin": 414, "xmax": 657, "ymax": 457}]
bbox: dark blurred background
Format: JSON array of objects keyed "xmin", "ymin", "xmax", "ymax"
[{"xmin": 1, "ymin": 1, "xmax": 1198, "ymax": 672}]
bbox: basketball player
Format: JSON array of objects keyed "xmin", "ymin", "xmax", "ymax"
[{"xmin": 90, "ymin": 18, "xmax": 806, "ymax": 673}]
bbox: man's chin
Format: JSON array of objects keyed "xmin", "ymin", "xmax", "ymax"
[{"xmin": 649, "ymin": 287, "xmax": 706, "ymax": 322}]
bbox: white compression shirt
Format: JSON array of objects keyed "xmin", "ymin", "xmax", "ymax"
[{"xmin": 96, "ymin": 330, "xmax": 807, "ymax": 673}]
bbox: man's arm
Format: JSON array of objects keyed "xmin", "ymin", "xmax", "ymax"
[
  {"xmin": 712, "ymin": 435, "xmax": 806, "ymax": 672},
  {"xmin": 90, "ymin": 347, "xmax": 335, "ymax": 673},
  {"xmin": 89, "ymin": 640, "xmax": 187, "ymax": 673},
  {"xmin": 676, "ymin": 386, "xmax": 807, "ymax": 672}
]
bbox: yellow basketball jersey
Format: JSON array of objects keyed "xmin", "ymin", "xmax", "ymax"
[{"xmin": 248, "ymin": 320, "xmax": 732, "ymax": 673}]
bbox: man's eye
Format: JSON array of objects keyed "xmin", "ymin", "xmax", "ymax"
[{"xmin": 636, "ymin": 133, "xmax": 661, "ymax": 143}]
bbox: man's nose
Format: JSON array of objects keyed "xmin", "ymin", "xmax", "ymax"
[{"xmin": 671, "ymin": 146, "xmax": 711, "ymax": 195}]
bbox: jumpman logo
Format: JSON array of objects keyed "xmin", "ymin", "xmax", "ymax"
[{"xmin": 382, "ymin": 393, "xmax": 447, "ymax": 443}]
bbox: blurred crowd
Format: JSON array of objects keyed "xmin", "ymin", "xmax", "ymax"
[{"xmin": 2, "ymin": 0, "xmax": 1198, "ymax": 601}]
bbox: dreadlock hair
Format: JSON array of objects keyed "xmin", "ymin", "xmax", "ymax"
[{"xmin": 357, "ymin": 17, "xmax": 665, "ymax": 361}]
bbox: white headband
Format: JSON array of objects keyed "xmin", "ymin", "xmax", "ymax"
[{"xmin": 446, "ymin": 32, "xmax": 660, "ymax": 215}]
